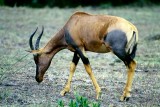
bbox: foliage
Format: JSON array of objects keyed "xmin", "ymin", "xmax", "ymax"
[
  {"xmin": 57, "ymin": 94, "xmax": 100, "ymax": 107},
  {"xmin": 58, "ymin": 100, "xmax": 65, "ymax": 107},
  {"xmin": 1, "ymin": 0, "xmax": 160, "ymax": 7},
  {"xmin": 0, "ymin": 0, "xmax": 4, "ymax": 5}
]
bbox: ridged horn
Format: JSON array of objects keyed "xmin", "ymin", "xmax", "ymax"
[
  {"xmin": 35, "ymin": 26, "xmax": 44, "ymax": 50},
  {"xmin": 29, "ymin": 27, "xmax": 38, "ymax": 50}
]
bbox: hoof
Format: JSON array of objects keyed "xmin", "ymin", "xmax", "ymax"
[
  {"xmin": 96, "ymin": 91, "xmax": 102, "ymax": 100},
  {"xmin": 60, "ymin": 90, "xmax": 66, "ymax": 96},
  {"xmin": 120, "ymin": 96, "xmax": 130, "ymax": 102}
]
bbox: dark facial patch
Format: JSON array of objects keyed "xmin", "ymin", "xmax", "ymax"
[
  {"xmin": 34, "ymin": 54, "xmax": 39, "ymax": 64},
  {"xmin": 36, "ymin": 65, "xmax": 39, "ymax": 76}
]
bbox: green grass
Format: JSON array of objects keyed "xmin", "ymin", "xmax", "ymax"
[
  {"xmin": 0, "ymin": 6, "xmax": 160, "ymax": 106},
  {"xmin": 57, "ymin": 93, "xmax": 100, "ymax": 107}
]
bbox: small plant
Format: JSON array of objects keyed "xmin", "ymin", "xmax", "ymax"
[
  {"xmin": 57, "ymin": 99, "xmax": 64, "ymax": 107},
  {"xmin": 57, "ymin": 93, "xmax": 100, "ymax": 107},
  {"xmin": 69, "ymin": 99, "xmax": 76, "ymax": 107},
  {"xmin": 74, "ymin": 94, "xmax": 89, "ymax": 107},
  {"xmin": 92, "ymin": 102, "xmax": 101, "ymax": 107}
]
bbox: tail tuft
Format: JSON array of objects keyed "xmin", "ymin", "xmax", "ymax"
[{"xmin": 130, "ymin": 43, "xmax": 137, "ymax": 59}]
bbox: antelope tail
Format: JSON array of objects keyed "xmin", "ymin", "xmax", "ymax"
[{"xmin": 126, "ymin": 31, "xmax": 137, "ymax": 59}]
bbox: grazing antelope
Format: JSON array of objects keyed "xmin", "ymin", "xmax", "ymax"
[{"xmin": 28, "ymin": 12, "xmax": 138, "ymax": 101}]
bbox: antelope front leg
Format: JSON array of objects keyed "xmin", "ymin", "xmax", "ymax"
[
  {"xmin": 84, "ymin": 64, "xmax": 101, "ymax": 99},
  {"xmin": 79, "ymin": 48, "xmax": 101, "ymax": 99},
  {"xmin": 60, "ymin": 53, "xmax": 79, "ymax": 96},
  {"xmin": 120, "ymin": 60, "xmax": 136, "ymax": 101}
]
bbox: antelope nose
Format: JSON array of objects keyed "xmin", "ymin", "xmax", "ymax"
[{"xmin": 35, "ymin": 76, "xmax": 43, "ymax": 83}]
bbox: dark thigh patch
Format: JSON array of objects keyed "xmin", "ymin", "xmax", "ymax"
[
  {"xmin": 105, "ymin": 30, "xmax": 127, "ymax": 49},
  {"xmin": 104, "ymin": 30, "xmax": 128, "ymax": 61}
]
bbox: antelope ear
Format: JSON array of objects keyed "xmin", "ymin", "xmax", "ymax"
[{"xmin": 25, "ymin": 50, "xmax": 42, "ymax": 54}]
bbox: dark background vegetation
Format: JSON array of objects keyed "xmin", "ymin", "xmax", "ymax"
[{"xmin": 0, "ymin": 0, "xmax": 160, "ymax": 7}]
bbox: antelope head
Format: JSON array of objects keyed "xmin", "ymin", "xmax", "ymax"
[{"xmin": 28, "ymin": 27, "xmax": 52, "ymax": 83}]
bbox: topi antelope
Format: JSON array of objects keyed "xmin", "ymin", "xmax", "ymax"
[{"xmin": 28, "ymin": 12, "xmax": 138, "ymax": 101}]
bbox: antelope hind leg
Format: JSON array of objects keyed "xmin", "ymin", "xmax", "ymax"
[{"xmin": 120, "ymin": 60, "xmax": 136, "ymax": 101}]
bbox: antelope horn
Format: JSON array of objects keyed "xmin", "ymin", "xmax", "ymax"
[
  {"xmin": 29, "ymin": 27, "xmax": 38, "ymax": 50},
  {"xmin": 35, "ymin": 26, "xmax": 44, "ymax": 50}
]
